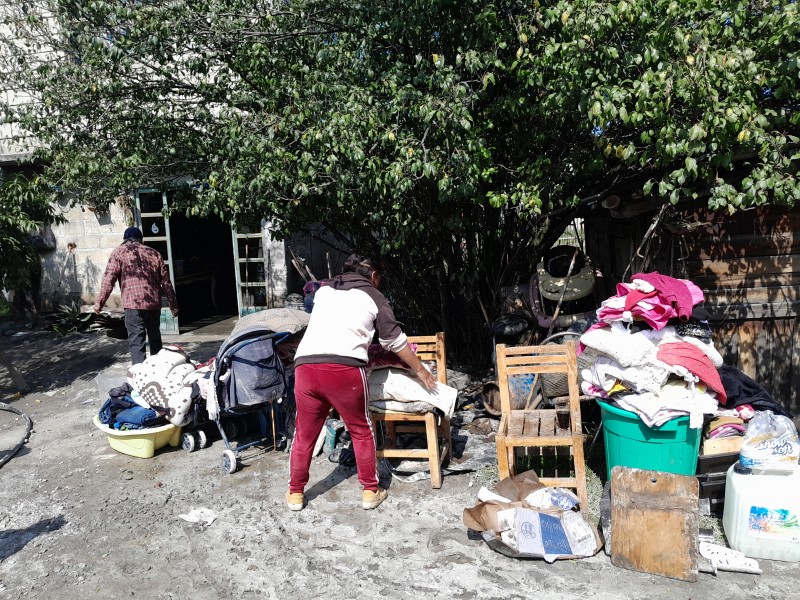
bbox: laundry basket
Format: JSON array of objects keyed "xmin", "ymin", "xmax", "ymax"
[{"xmin": 599, "ymin": 401, "xmax": 701, "ymax": 479}]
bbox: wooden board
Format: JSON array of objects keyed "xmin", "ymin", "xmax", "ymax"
[
  {"xmin": 610, "ymin": 467, "xmax": 699, "ymax": 582},
  {"xmin": 701, "ymin": 436, "xmax": 744, "ymax": 456}
]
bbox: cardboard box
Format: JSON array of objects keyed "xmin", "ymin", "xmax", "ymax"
[{"xmin": 495, "ymin": 507, "xmax": 598, "ymax": 562}]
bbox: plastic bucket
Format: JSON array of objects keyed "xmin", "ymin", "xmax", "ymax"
[{"xmin": 599, "ymin": 401, "xmax": 701, "ymax": 479}]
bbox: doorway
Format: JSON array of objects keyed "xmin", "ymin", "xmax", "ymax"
[
  {"xmin": 168, "ymin": 211, "xmax": 238, "ymax": 331},
  {"xmin": 135, "ymin": 190, "xmax": 237, "ymax": 333}
]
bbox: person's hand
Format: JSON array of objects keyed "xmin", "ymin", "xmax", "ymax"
[
  {"xmin": 171, "ymin": 308, "xmax": 179, "ymax": 317},
  {"xmin": 415, "ymin": 366, "xmax": 437, "ymax": 391}
]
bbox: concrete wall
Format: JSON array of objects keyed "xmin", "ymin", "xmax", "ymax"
[
  {"xmin": 39, "ymin": 197, "xmax": 133, "ymax": 310},
  {"xmin": 38, "ymin": 199, "xmax": 304, "ymax": 313}
]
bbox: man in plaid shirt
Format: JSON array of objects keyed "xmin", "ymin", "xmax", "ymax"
[{"xmin": 93, "ymin": 227, "xmax": 179, "ymax": 364}]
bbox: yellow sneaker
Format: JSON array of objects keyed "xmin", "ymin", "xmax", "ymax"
[
  {"xmin": 286, "ymin": 491, "xmax": 304, "ymax": 511},
  {"xmin": 361, "ymin": 487, "xmax": 388, "ymax": 510}
]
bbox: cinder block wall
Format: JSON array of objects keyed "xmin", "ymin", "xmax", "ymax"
[{"xmin": 40, "ymin": 198, "xmax": 132, "ymax": 310}]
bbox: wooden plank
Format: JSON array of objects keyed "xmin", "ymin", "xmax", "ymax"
[
  {"xmin": 377, "ymin": 412, "xmax": 431, "ymax": 423},
  {"xmin": 537, "ymin": 410, "xmax": 556, "ymax": 436},
  {"xmin": 710, "ymin": 318, "xmax": 797, "ymax": 416},
  {"xmin": 691, "ymin": 274, "xmax": 800, "ymax": 293},
  {"xmin": 704, "ymin": 285, "xmax": 800, "ymax": 305},
  {"xmin": 521, "ymin": 411, "xmax": 541, "ymax": 437},
  {"xmin": 679, "ymin": 206, "xmax": 798, "ymax": 235},
  {"xmin": 610, "ymin": 467, "xmax": 699, "ymax": 582},
  {"xmin": 505, "ymin": 434, "xmax": 575, "ymax": 447},
  {"xmin": 684, "ymin": 254, "xmax": 800, "ymax": 280},
  {"xmin": 755, "ymin": 318, "xmax": 793, "ymax": 416},
  {"xmin": 377, "ymin": 448, "xmax": 430, "ymax": 459},
  {"xmin": 507, "ymin": 365, "xmax": 571, "ymax": 376},
  {"xmin": 791, "ymin": 317, "xmax": 800, "ymax": 426},
  {"xmin": 435, "ymin": 331, "xmax": 447, "ymax": 384},
  {"xmin": 701, "ymin": 436, "xmax": 744, "ymax": 456},
  {"xmin": 496, "ymin": 344, "xmax": 513, "ymax": 415},
  {"xmin": 705, "ymin": 299, "xmax": 800, "ymax": 320},
  {"xmin": 737, "ymin": 321, "xmax": 757, "ymax": 379},
  {"xmin": 682, "ymin": 232, "xmax": 799, "ymax": 260},
  {"xmin": 538, "ymin": 477, "xmax": 579, "ymax": 488},
  {"xmin": 509, "ymin": 411, "xmax": 526, "ymax": 437}
]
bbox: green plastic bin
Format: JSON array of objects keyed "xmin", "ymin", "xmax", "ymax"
[{"xmin": 599, "ymin": 401, "xmax": 701, "ymax": 479}]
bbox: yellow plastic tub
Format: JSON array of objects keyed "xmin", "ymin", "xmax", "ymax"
[{"xmin": 93, "ymin": 415, "xmax": 182, "ymax": 458}]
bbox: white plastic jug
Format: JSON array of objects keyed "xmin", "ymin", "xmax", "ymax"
[{"xmin": 722, "ymin": 462, "xmax": 800, "ymax": 562}]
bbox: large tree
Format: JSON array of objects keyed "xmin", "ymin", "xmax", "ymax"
[
  {"xmin": 0, "ymin": 171, "xmax": 62, "ymax": 315},
  {"xmin": 1, "ymin": 0, "xmax": 798, "ymax": 363}
]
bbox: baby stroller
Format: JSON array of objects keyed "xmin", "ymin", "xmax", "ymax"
[{"xmin": 207, "ymin": 324, "xmax": 293, "ymax": 474}]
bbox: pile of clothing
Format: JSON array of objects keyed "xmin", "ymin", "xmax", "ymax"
[
  {"xmin": 98, "ymin": 382, "xmax": 168, "ymax": 430},
  {"xmin": 97, "ymin": 345, "xmax": 207, "ymax": 430},
  {"xmin": 579, "ymin": 272, "xmax": 726, "ymax": 429}
]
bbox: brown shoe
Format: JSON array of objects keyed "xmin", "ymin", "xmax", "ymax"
[
  {"xmin": 361, "ymin": 487, "xmax": 388, "ymax": 510},
  {"xmin": 286, "ymin": 491, "xmax": 304, "ymax": 511}
]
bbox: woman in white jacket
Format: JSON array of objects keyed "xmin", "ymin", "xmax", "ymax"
[{"xmin": 286, "ymin": 254, "xmax": 435, "ymax": 511}]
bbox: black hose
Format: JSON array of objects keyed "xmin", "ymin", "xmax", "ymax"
[
  {"xmin": 0, "ymin": 402, "xmax": 33, "ymax": 469},
  {"xmin": 540, "ymin": 331, "xmax": 582, "ymax": 346}
]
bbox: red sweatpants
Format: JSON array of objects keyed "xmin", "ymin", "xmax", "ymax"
[{"xmin": 289, "ymin": 363, "xmax": 379, "ymax": 493}]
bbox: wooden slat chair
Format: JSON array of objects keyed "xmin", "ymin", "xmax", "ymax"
[
  {"xmin": 494, "ymin": 341, "xmax": 589, "ymax": 510},
  {"xmin": 370, "ymin": 332, "xmax": 451, "ymax": 489}
]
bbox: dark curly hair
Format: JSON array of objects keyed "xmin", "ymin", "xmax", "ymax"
[{"xmin": 342, "ymin": 253, "xmax": 381, "ymax": 279}]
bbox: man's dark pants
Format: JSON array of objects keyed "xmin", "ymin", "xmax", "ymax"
[{"xmin": 124, "ymin": 308, "xmax": 163, "ymax": 364}]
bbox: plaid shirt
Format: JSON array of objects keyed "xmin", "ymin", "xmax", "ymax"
[{"xmin": 94, "ymin": 240, "xmax": 178, "ymax": 311}]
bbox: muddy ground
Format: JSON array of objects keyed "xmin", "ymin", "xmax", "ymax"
[{"xmin": 1, "ymin": 321, "xmax": 798, "ymax": 600}]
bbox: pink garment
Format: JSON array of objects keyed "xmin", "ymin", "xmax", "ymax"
[
  {"xmin": 597, "ymin": 296, "xmax": 676, "ymax": 330},
  {"xmin": 656, "ymin": 342, "xmax": 726, "ymax": 401},
  {"xmin": 624, "ymin": 288, "xmax": 658, "ymax": 312},
  {"xmin": 631, "ymin": 272, "xmax": 704, "ymax": 321},
  {"xmin": 707, "ymin": 424, "xmax": 746, "ymax": 438}
]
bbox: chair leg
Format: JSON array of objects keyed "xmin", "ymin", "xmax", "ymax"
[
  {"xmin": 439, "ymin": 416, "xmax": 451, "ymax": 463},
  {"xmin": 426, "ymin": 412, "xmax": 442, "ymax": 489},
  {"xmin": 370, "ymin": 415, "xmax": 382, "ymax": 449},
  {"xmin": 507, "ymin": 446, "xmax": 516, "ymax": 477},
  {"xmin": 496, "ymin": 438, "xmax": 511, "ymax": 481},
  {"xmin": 571, "ymin": 433, "xmax": 589, "ymax": 512},
  {"xmin": 384, "ymin": 420, "xmax": 397, "ymax": 450}
]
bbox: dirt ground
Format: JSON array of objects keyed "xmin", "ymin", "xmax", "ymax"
[{"xmin": 1, "ymin": 321, "xmax": 799, "ymax": 600}]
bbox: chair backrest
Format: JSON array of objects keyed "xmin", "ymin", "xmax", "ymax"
[
  {"xmin": 495, "ymin": 341, "xmax": 580, "ymax": 419},
  {"xmin": 408, "ymin": 332, "xmax": 447, "ymax": 384}
]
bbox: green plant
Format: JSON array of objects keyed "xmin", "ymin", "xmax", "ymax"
[
  {"xmin": 51, "ymin": 302, "xmax": 101, "ymax": 337},
  {"xmin": 0, "ymin": 296, "xmax": 11, "ymax": 318}
]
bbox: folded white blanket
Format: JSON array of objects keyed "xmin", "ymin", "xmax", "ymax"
[
  {"xmin": 580, "ymin": 322, "xmax": 723, "ymax": 368},
  {"xmin": 614, "ymin": 380, "xmax": 718, "ymax": 429},
  {"xmin": 368, "ymin": 368, "xmax": 457, "ymax": 418},
  {"xmin": 581, "ymin": 352, "xmax": 670, "ymax": 394}
]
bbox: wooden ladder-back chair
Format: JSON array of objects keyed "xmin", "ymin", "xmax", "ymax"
[
  {"xmin": 494, "ymin": 341, "xmax": 589, "ymax": 510},
  {"xmin": 370, "ymin": 332, "xmax": 451, "ymax": 489}
]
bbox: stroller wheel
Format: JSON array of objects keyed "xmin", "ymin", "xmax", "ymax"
[
  {"xmin": 197, "ymin": 429, "xmax": 209, "ymax": 449},
  {"xmin": 221, "ymin": 449, "xmax": 238, "ymax": 475},
  {"xmin": 181, "ymin": 432, "xmax": 197, "ymax": 453},
  {"xmin": 221, "ymin": 420, "xmax": 239, "ymax": 440}
]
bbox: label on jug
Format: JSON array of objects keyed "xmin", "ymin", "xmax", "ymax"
[{"xmin": 748, "ymin": 505, "xmax": 800, "ymax": 540}]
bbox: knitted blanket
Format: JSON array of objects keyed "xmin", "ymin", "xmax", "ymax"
[{"xmin": 128, "ymin": 346, "xmax": 196, "ymax": 426}]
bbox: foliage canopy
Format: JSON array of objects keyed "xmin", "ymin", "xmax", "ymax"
[{"xmin": 1, "ymin": 0, "xmax": 798, "ymax": 358}]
